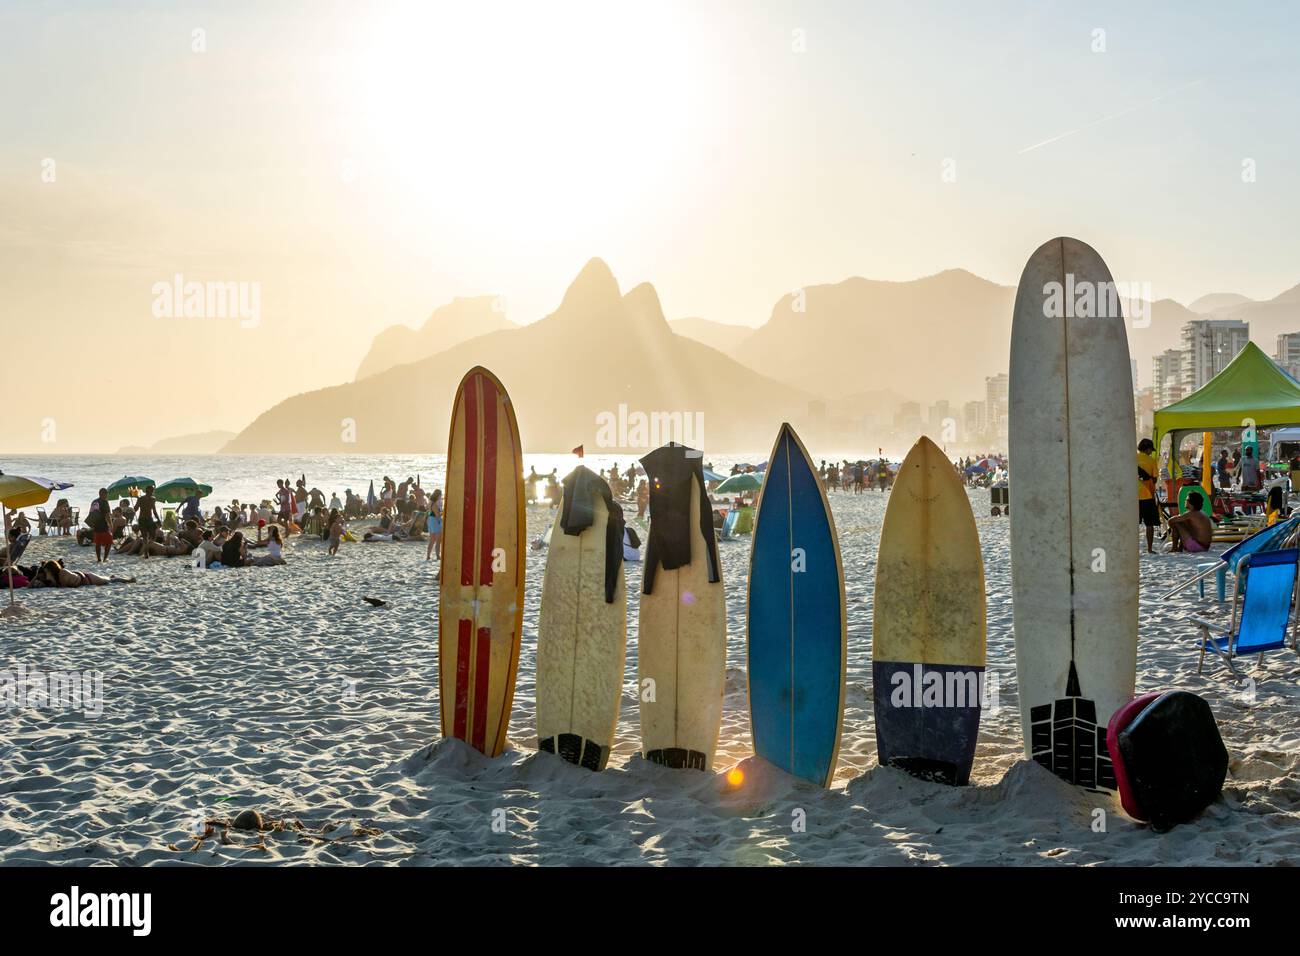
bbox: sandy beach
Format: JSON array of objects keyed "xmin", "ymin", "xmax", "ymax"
[{"xmin": 2, "ymin": 484, "xmax": 1295, "ymax": 866}]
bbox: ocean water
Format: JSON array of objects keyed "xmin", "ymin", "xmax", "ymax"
[{"xmin": 0, "ymin": 452, "xmax": 770, "ymax": 518}]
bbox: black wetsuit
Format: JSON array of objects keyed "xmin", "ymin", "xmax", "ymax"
[
  {"xmin": 639, "ymin": 443, "xmax": 720, "ymax": 594},
  {"xmin": 559, "ymin": 466, "xmax": 625, "ymax": 603}
]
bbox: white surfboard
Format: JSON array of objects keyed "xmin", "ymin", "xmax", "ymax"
[
  {"xmin": 638, "ymin": 449, "xmax": 726, "ymax": 771},
  {"xmin": 1009, "ymin": 237, "xmax": 1138, "ymax": 791},
  {"xmin": 536, "ymin": 468, "xmax": 627, "ymax": 770}
]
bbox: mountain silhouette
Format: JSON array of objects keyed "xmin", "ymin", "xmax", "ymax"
[
  {"xmin": 670, "ymin": 317, "xmax": 755, "ymax": 354},
  {"xmin": 735, "ymin": 269, "xmax": 1014, "ymax": 401},
  {"xmin": 223, "ymin": 259, "xmax": 812, "ymax": 454},
  {"xmin": 354, "ymin": 295, "xmax": 515, "ymax": 380}
]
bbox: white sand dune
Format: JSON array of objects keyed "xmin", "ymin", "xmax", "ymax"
[{"xmin": 1, "ymin": 489, "xmax": 1296, "ymax": 865}]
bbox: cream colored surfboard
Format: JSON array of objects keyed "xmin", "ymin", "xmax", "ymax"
[
  {"xmin": 439, "ymin": 366, "xmax": 525, "ymax": 758},
  {"xmin": 873, "ymin": 435, "xmax": 986, "ymax": 785},
  {"xmin": 536, "ymin": 470, "xmax": 627, "ymax": 770},
  {"xmin": 638, "ymin": 477, "xmax": 726, "ymax": 770},
  {"xmin": 1009, "ymin": 237, "xmax": 1138, "ymax": 791}
]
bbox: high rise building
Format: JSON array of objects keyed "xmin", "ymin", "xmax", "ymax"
[
  {"xmin": 1152, "ymin": 349, "xmax": 1184, "ymax": 409},
  {"xmin": 1181, "ymin": 319, "xmax": 1249, "ymax": 392},
  {"xmin": 1135, "ymin": 387, "xmax": 1154, "ymax": 438},
  {"xmin": 963, "ymin": 400, "xmax": 985, "ymax": 443},
  {"xmin": 927, "ymin": 400, "xmax": 952, "ymax": 439},
  {"xmin": 985, "ymin": 373, "xmax": 1009, "ymax": 443},
  {"xmin": 1276, "ymin": 332, "xmax": 1300, "ymax": 380}
]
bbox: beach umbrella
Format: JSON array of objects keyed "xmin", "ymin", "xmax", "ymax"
[
  {"xmin": 701, "ymin": 468, "xmax": 727, "ymax": 483},
  {"xmin": 756, "ymin": 461, "xmax": 768, "ymax": 473},
  {"xmin": 366, "ymin": 480, "xmax": 377, "ymax": 512},
  {"xmin": 106, "ymin": 475, "xmax": 154, "ymax": 498},
  {"xmin": 0, "ymin": 473, "xmax": 74, "ymax": 613},
  {"xmin": 716, "ymin": 473, "xmax": 763, "ymax": 494},
  {"xmin": 152, "ymin": 478, "xmax": 213, "ymax": 504}
]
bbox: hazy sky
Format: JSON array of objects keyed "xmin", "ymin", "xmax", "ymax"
[{"xmin": 3, "ymin": 1, "xmax": 1299, "ymax": 451}]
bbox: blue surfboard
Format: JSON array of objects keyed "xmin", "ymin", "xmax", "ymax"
[{"xmin": 746, "ymin": 423, "xmax": 846, "ymax": 787}]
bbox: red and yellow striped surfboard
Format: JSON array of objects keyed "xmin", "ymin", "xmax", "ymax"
[{"xmin": 439, "ymin": 366, "xmax": 525, "ymax": 757}]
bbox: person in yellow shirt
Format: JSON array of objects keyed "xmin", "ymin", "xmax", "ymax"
[{"xmin": 1137, "ymin": 438, "xmax": 1159, "ymax": 554}]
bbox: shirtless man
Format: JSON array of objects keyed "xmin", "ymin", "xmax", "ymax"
[
  {"xmin": 135, "ymin": 486, "xmax": 161, "ymax": 560},
  {"xmin": 1167, "ymin": 491, "xmax": 1214, "ymax": 553}
]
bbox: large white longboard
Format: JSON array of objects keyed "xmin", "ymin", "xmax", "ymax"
[{"xmin": 1009, "ymin": 237, "xmax": 1138, "ymax": 791}]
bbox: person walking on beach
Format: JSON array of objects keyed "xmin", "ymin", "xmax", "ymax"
[
  {"xmin": 328, "ymin": 511, "xmax": 344, "ymax": 556},
  {"xmin": 88, "ymin": 487, "xmax": 113, "ymax": 563},
  {"xmin": 136, "ymin": 486, "xmax": 160, "ymax": 560},
  {"xmin": 425, "ymin": 489, "xmax": 443, "ymax": 561},
  {"xmin": 1137, "ymin": 438, "xmax": 1159, "ymax": 554}
]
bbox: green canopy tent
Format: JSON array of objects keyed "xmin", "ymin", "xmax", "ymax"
[{"xmin": 1153, "ymin": 342, "xmax": 1300, "ymax": 479}]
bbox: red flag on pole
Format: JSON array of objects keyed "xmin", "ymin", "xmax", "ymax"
[{"xmin": 572, "ymin": 445, "xmax": 584, "ymax": 458}]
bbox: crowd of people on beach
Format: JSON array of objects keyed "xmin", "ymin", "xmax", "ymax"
[
  {"xmin": 15, "ymin": 438, "xmax": 1286, "ymax": 594},
  {"xmin": 1141, "ymin": 438, "xmax": 1295, "ymax": 556},
  {"xmin": 0, "ymin": 472, "xmax": 456, "ymax": 591},
  {"xmin": 818, "ymin": 459, "xmax": 895, "ymax": 494}
]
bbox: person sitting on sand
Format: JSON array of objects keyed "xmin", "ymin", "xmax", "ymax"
[
  {"xmin": 221, "ymin": 531, "xmax": 249, "ymax": 568},
  {"xmin": 178, "ymin": 519, "xmax": 204, "ymax": 550},
  {"xmin": 29, "ymin": 559, "xmax": 135, "ymax": 588},
  {"xmin": 111, "ymin": 501, "xmax": 132, "ymax": 538},
  {"xmin": 1167, "ymin": 491, "xmax": 1214, "ymax": 553},
  {"xmin": 0, "ymin": 527, "xmax": 29, "ymax": 566},
  {"xmin": 7, "ymin": 509, "xmax": 30, "ymax": 534},
  {"xmin": 250, "ymin": 526, "xmax": 285, "ymax": 566},
  {"xmin": 195, "ymin": 529, "xmax": 222, "ymax": 566},
  {"xmin": 366, "ymin": 507, "xmax": 395, "ymax": 536}
]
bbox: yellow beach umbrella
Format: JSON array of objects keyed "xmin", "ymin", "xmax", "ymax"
[
  {"xmin": 0, "ymin": 472, "xmax": 75, "ymax": 614},
  {"xmin": 0, "ymin": 474, "xmax": 72, "ymax": 509}
]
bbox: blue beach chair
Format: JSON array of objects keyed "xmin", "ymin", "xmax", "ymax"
[
  {"xmin": 1193, "ymin": 547, "xmax": 1300, "ymax": 675},
  {"xmin": 1161, "ymin": 515, "xmax": 1300, "ymax": 603}
]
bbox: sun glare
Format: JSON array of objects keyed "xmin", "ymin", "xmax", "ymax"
[{"xmin": 349, "ymin": 1, "xmax": 708, "ymax": 241}]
